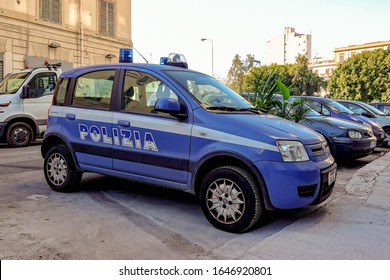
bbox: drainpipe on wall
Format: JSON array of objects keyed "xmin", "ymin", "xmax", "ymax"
[{"xmin": 80, "ymin": 0, "xmax": 84, "ymax": 66}]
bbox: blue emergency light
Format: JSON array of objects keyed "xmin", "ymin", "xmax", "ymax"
[
  {"xmin": 160, "ymin": 57, "xmax": 168, "ymax": 65},
  {"xmin": 119, "ymin": 48, "xmax": 133, "ymax": 63}
]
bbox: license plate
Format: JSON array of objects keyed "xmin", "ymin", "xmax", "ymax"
[
  {"xmin": 370, "ymin": 140, "xmax": 376, "ymax": 148},
  {"xmin": 328, "ymin": 168, "xmax": 336, "ymax": 185}
]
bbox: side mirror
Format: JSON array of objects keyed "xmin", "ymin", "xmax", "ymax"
[
  {"xmin": 154, "ymin": 98, "xmax": 187, "ymax": 119},
  {"xmin": 20, "ymin": 85, "xmax": 30, "ymax": 99}
]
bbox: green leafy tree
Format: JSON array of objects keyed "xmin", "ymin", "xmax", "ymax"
[
  {"xmin": 227, "ymin": 54, "xmax": 256, "ymax": 94},
  {"xmin": 244, "ymin": 63, "xmax": 292, "ymax": 94},
  {"xmin": 328, "ymin": 48, "xmax": 390, "ymax": 102},
  {"xmin": 244, "ymin": 56, "xmax": 324, "ymax": 97},
  {"xmin": 290, "ymin": 54, "xmax": 324, "ymax": 96}
]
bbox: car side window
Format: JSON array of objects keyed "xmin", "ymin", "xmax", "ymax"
[
  {"xmin": 52, "ymin": 78, "xmax": 69, "ymax": 105},
  {"xmin": 28, "ymin": 72, "xmax": 58, "ymax": 98},
  {"xmin": 309, "ymin": 101, "xmax": 330, "ymax": 116},
  {"xmin": 121, "ymin": 70, "xmax": 178, "ymax": 116},
  {"xmin": 382, "ymin": 105, "xmax": 390, "ymax": 115},
  {"xmin": 72, "ymin": 70, "xmax": 115, "ymax": 110}
]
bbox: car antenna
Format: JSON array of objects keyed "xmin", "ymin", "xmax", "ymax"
[{"xmin": 133, "ymin": 47, "xmax": 149, "ymax": 63}]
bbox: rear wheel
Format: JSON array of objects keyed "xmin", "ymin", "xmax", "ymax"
[
  {"xmin": 44, "ymin": 145, "xmax": 82, "ymax": 192},
  {"xmin": 6, "ymin": 122, "xmax": 34, "ymax": 147},
  {"xmin": 200, "ymin": 166, "xmax": 263, "ymax": 233}
]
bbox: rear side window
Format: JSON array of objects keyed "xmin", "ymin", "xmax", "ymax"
[
  {"xmin": 52, "ymin": 77, "xmax": 69, "ymax": 105},
  {"xmin": 72, "ymin": 70, "xmax": 115, "ymax": 110}
]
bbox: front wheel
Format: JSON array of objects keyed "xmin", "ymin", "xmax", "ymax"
[
  {"xmin": 44, "ymin": 145, "xmax": 82, "ymax": 192},
  {"xmin": 200, "ymin": 166, "xmax": 263, "ymax": 233},
  {"xmin": 6, "ymin": 122, "xmax": 34, "ymax": 147},
  {"xmin": 383, "ymin": 127, "xmax": 390, "ymax": 147}
]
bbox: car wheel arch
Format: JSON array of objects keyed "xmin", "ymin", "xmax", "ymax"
[
  {"xmin": 41, "ymin": 134, "xmax": 82, "ymax": 171},
  {"xmin": 192, "ymin": 153, "xmax": 273, "ymax": 210}
]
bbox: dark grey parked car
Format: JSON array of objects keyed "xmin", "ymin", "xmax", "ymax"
[{"xmin": 281, "ymin": 102, "xmax": 376, "ymax": 159}]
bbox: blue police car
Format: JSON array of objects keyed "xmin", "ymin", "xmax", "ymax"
[{"xmin": 41, "ymin": 55, "xmax": 337, "ymax": 232}]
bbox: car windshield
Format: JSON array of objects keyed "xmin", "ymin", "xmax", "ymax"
[
  {"xmin": 165, "ymin": 70, "xmax": 254, "ymax": 110},
  {"xmin": 324, "ymin": 99, "xmax": 354, "ymax": 114},
  {"xmin": 0, "ymin": 72, "xmax": 30, "ymax": 95}
]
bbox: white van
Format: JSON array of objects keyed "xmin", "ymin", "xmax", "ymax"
[{"xmin": 0, "ymin": 63, "xmax": 61, "ymax": 147}]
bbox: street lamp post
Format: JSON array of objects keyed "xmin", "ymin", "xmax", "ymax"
[{"xmin": 201, "ymin": 38, "xmax": 214, "ymax": 76}]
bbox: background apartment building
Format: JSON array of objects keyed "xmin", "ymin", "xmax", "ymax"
[
  {"xmin": 265, "ymin": 27, "xmax": 312, "ymax": 65},
  {"xmin": 309, "ymin": 40, "xmax": 390, "ymax": 81},
  {"xmin": 0, "ymin": 0, "xmax": 132, "ymax": 80},
  {"xmin": 334, "ymin": 40, "xmax": 390, "ymax": 64}
]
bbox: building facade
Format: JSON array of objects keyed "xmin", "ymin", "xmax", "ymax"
[
  {"xmin": 0, "ymin": 0, "xmax": 132, "ymax": 80},
  {"xmin": 308, "ymin": 57, "xmax": 336, "ymax": 79},
  {"xmin": 265, "ymin": 27, "xmax": 312, "ymax": 65},
  {"xmin": 333, "ymin": 40, "xmax": 390, "ymax": 64},
  {"xmin": 309, "ymin": 40, "xmax": 390, "ymax": 80}
]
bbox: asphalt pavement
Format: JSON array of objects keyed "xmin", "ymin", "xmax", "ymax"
[{"xmin": 1, "ymin": 142, "xmax": 389, "ymax": 260}]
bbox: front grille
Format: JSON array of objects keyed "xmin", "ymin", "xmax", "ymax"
[{"xmin": 307, "ymin": 141, "xmax": 330, "ymax": 158}]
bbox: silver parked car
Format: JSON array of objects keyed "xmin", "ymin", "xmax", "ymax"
[{"xmin": 337, "ymin": 100, "xmax": 390, "ymax": 147}]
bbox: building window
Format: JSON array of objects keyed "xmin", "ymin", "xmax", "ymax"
[
  {"xmin": 338, "ymin": 53, "xmax": 345, "ymax": 63},
  {"xmin": 99, "ymin": 0, "xmax": 116, "ymax": 37},
  {"xmin": 0, "ymin": 53, "xmax": 3, "ymax": 82},
  {"xmin": 40, "ymin": 0, "xmax": 62, "ymax": 24}
]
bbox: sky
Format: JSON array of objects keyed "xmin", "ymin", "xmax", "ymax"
[{"xmin": 131, "ymin": 0, "xmax": 390, "ymax": 79}]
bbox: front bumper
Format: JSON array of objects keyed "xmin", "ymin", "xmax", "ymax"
[
  {"xmin": 332, "ymin": 136, "xmax": 376, "ymax": 158},
  {"xmin": 255, "ymin": 160, "xmax": 337, "ymax": 210}
]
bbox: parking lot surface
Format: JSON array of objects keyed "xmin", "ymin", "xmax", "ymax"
[{"xmin": 0, "ymin": 142, "xmax": 389, "ymax": 259}]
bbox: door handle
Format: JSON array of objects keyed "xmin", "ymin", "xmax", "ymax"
[
  {"xmin": 117, "ymin": 120, "xmax": 130, "ymax": 127},
  {"xmin": 65, "ymin": 113, "xmax": 75, "ymax": 120}
]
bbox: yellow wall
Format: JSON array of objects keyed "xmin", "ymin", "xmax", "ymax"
[{"xmin": 0, "ymin": 0, "xmax": 132, "ymax": 74}]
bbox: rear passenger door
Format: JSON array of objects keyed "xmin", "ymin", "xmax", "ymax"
[
  {"xmin": 62, "ymin": 69, "xmax": 117, "ymax": 170},
  {"xmin": 111, "ymin": 69, "xmax": 192, "ymax": 187}
]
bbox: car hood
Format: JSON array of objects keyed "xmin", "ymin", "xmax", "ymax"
[
  {"xmin": 194, "ymin": 110, "xmax": 324, "ymax": 146},
  {"xmin": 0, "ymin": 94, "xmax": 16, "ymax": 102},
  {"xmin": 301, "ymin": 116, "xmax": 370, "ymax": 134}
]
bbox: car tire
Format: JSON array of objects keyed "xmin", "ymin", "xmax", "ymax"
[
  {"xmin": 44, "ymin": 145, "xmax": 82, "ymax": 192},
  {"xmin": 383, "ymin": 127, "xmax": 390, "ymax": 147},
  {"xmin": 200, "ymin": 166, "xmax": 263, "ymax": 233},
  {"xmin": 6, "ymin": 122, "xmax": 34, "ymax": 147}
]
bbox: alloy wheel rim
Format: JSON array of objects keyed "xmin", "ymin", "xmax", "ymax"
[
  {"xmin": 47, "ymin": 153, "xmax": 68, "ymax": 186},
  {"xmin": 206, "ymin": 178, "xmax": 245, "ymax": 224}
]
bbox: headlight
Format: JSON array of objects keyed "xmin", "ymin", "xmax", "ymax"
[
  {"xmin": 276, "ymin": 140, "xmax": 309, "ymax": 162},
  {"xmin": 348, "ymin": 130, "xmax": 362, "ymax": 139}
]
